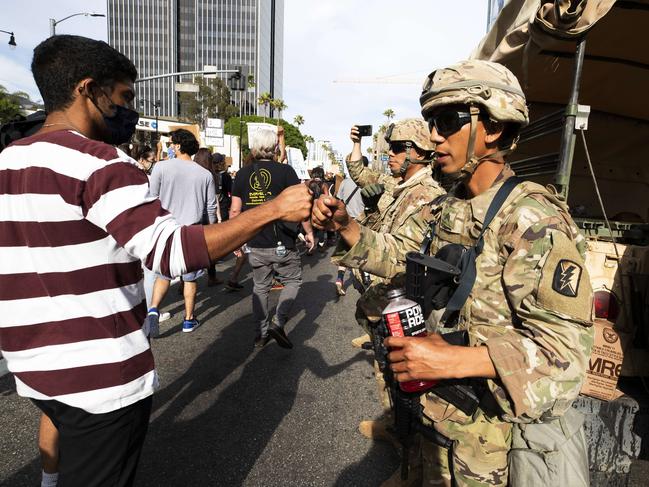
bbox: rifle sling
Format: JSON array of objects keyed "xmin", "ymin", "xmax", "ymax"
[{"xmin": 441, "ymin": 176, "xmax": 521, "ymax": 322}]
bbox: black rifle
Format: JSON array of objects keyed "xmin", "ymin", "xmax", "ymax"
[
  {"xmin": 372, "ymin": 319, "xmax": 458, "ymax": 480},
  {"xmin": 369, "ymin": 252, "xmax": 489, "ymax": 480},
  {"xmin": 405, "ymin": 251, "xmax": 486, "ymax": 416},
  {"xmin": 374, "ymin": 177, "xmax": 522, "ymax": 479}
]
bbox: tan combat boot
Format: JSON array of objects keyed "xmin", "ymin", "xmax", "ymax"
[
  {"xmin": 358, "ymin": 416, "xmax": 400, "ymax": 450},
  {"xmin": 351, "ymin": 333, "xmax": 371, "ymax": 349}
]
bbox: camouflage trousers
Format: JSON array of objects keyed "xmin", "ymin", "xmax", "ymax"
[
  {"xmin": 417, "ymin": 409, "xmax": 511, "ymax": 487},
  {"xmin": 355, "ymin": 301, "xmax": 511, "ymax": 486},
  {"xmin": 355, "ymin": 304, "xmax": 392, "ymax": 413}
]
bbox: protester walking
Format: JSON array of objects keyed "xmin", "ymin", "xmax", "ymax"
[
  {"xmin": 0, "ymin": 35, "xmax": 314, "ymax": 487},
  {"xmin": 147, "ymin": 130, "xmax": 217, "ymax": 334},
  {"xmin": 231, "ymin": 129, "xmax": 315, "ymax": 349}
]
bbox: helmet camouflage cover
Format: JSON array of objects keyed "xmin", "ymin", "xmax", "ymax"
[
  {"xmin": 384, "ymin": 118, "xmax": 435, "ymax": 152},
  {"xmin": 419, "ymin": 60, "xmax": 529, "ymax": 127}
]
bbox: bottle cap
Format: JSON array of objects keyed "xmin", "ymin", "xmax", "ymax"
[{"xmin": 386, "ymin": 288, "xmax": 406, "ymax": 300}]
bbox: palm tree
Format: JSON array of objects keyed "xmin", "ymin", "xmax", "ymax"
[
  {"xmin": 271, "ymin": 98, "xmax": 287, "ymax": 125},
  {"xmin": 257, "ymin": 92, "xmax": 272, "ymax": 122},
  {"xmin": 303, "ymin": 134, "xmax": 314, "ymax": 144},
  {"xmin": 383, "ymin": 108, "xmax": 395, "ymax": 123},
  {"xmin": 293, "ymin": 114, "xmax": 304, "ymax": 131}
]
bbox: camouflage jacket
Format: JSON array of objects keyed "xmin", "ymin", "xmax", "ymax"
[
  {"xmin": 345, "ymin": 155, "xmax": 398, "ymax": 217},
  {"xmin": 334, "ymin": 165, "xmax": 445, "ymax": 320},
  {"xmin": 422, "ymin": 168, "xmax": 594, "ymax": 423}
]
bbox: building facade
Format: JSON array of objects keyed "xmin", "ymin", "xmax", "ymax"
[{"xmin": 107, "ymin": 0, "xmax": 284, "ymax": 119}]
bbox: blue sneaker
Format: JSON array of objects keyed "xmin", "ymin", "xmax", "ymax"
[
  {"xmin": 145, "ymin": 308, "xmax": 160, "ymax": 338},
  {"xmin": 182, "ymin": 318, "xmax": 200, "ymax": 333}
]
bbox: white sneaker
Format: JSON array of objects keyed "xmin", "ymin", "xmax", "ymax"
[{"xmin": 159, "ymin": 312, "xmax": 171, "ymax": 322}]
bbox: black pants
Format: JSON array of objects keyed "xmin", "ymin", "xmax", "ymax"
[{"xmin": 32, "ymin": 396, "xmax": 153, "ymax": 487}]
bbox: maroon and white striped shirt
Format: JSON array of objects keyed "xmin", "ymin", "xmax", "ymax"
[{"xmin": 0, "ymin": 130, "xmax": 210, "ymax": 413}]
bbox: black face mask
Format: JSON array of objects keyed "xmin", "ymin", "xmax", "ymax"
[
  {"xmin": 102, "ymin": 104, "xmax": 139, "ymax": 146},
  {"xmin": 91, "ymin": 88, "xmax": 140, "ymax": 146}
]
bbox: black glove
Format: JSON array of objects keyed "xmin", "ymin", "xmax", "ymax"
[{"xmin": 361, "ymin": 183, "xmax": 385, "ymax": 213}]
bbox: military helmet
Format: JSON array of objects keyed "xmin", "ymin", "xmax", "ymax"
[
  {"xmin": 419, "ymin": 60, "xmax": 528, "ymax": 127},
  {"xmin": 384, "ymin": 118, "xmax": 435, "ymax": 152}
]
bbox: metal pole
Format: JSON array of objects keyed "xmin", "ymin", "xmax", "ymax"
[
  {"xmin": 555, "ymin": 37, "xmax": 587, "ymax": 199},
  {"xmin": 238, "ymin": 97, "xmax": 244, "ymax": 169},
  {"xmin": 154, "ymin": 103, "xmax": 159, "ymax": 140},
  {"xmin": 49, "ymin": 19, "xmax": 56, "ymax": 36},
  {"xmin": 136, "ymin": 69, "xmax": 237, "ymax": 83}
]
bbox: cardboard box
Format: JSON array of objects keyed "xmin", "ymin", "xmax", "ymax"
[{"xmin": 580, "ymin": 319, "xmax": 626, "ymax": 401}]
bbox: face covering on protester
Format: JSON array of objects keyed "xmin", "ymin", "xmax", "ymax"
[
  {"xmin": 91, "ymin": 88, "xmax": 140, "ymax": 146},
  {"xmin": 101, "ymin": 104, "xmax": 139, "ymax": 146}
]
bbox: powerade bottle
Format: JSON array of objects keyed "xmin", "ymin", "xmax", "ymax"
[{"xmin": 382, "ymin": 288, "xmax": 436, "ymax": 393}]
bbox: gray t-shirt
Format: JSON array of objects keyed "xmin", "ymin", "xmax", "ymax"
[
  {"xmin": 149, "ymin": 157, "xmax": 217, "ymax": 225},
  {"xmin": 337, "ymin": 178, "xmax": 364, "ymax": 219}
]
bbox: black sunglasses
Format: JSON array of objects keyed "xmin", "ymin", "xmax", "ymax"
[
  {"xmin": 388, "ymin": 142, "xmax": 409, "ymax": 154},
  {"xmin": 427, "ymin": 110, "xmax": 474, "ymax": 137}
]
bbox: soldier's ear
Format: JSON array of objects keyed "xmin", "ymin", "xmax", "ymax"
[{"xmin": 483, "ymin": 119, "xmax": 504, "ymax": 146}]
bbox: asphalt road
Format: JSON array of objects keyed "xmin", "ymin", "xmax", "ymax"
[
  {"xmin": 0, "ymin": 248, "xmax": 399, "ymax": 486},
  {"xmin": 1, "ymin": 247, "xmax": 648, "ymax": 486}
]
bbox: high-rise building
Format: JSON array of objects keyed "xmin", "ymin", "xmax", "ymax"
[{"xmin": 107, "ymin": 0, "xmax": 284, "ymax": 119}]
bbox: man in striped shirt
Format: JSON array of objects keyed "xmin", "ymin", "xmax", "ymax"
[{"xmin": 0, "ymin": 35, "xmax": 312, "ymax": 486}]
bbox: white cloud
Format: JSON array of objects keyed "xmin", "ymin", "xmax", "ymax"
[
  {"xmin": 2, "ymin": 0, "xmax": 106, "ymax": 100},
  {"xmin": 3, "ymin": 0, "xmax": 489, "ymax": 156},
  {"xmin": 283, "ymin": 0, "xmax": 489, "ymax": 154},
  {"xmin": 0, "ymin": 54, "xmax": 40, "ymax": 99}
]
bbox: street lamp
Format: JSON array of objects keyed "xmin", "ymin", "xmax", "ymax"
[
  {"xmin": 49, "ymin": 13, "xmax": 105, "ymax": 36},
  {"xmin": 0, "ymin": 30, "xmax": 16, "ymax": 49}
]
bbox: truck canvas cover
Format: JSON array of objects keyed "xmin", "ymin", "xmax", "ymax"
[{"xmin": 471, "ymin": 0, "xmax": 649, "ymax": 223}]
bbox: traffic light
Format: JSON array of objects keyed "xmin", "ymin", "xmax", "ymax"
[{"xmin": 228, "ymin": 65, "xmax": 249, "ymax": 91}]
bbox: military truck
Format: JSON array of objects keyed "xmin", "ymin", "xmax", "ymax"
[{"xmin": 472, "ymin": 1, "xmax": 649, "ymax": 484}]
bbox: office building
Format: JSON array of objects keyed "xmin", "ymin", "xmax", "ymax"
[{"xmin": 107, "ymin": 0, "xmax": 284, "ymax": 119}]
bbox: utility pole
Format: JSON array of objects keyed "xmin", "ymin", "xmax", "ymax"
[{"xmin": 227, "ymin": 66, "xmax": 248, "ymax": 170}]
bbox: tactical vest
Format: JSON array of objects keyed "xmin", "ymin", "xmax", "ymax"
[
  {"xmin": 430, "ymin": 180, "xmax": 585, "ymax": 337},
  {"xmin": 425, "ymin": 179, "xmax": 589, "ymax": 487}
]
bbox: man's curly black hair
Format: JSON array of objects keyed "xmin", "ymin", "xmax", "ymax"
[
  {"xmin": 171, "ymin": 129, "xmax": 200, "ymax": 156},
  {"xmin": 31, "ymin": 35, "xmax": 137, "ymax": 113}
]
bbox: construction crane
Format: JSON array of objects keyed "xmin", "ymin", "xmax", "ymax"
[{"xmin": 332, "ymin": 72, "xmax": 423, "ymax": 85}]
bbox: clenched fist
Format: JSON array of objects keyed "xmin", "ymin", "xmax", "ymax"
[
  {"xmin": 271, "ymin": 183, "xmax": 313, "ymax": 222},
  {"xmin": 311, "ymin": 184, "xmax": 350, "ymax": 231}
]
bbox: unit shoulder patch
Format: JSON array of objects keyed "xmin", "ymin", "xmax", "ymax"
[
  {"xmin": 552, "ymin": 259, "xmax": 582, "ymax": 297},
  {"xmin": 536, "ymin": 231, "xmax": 592, "ymax": 323}
]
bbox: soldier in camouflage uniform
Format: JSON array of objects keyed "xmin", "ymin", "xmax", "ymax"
[
  {"xmin": 342, "ymin": 127, "xmax": 399, "ymax": 307},
  {"xmin": 324, "ymin": 119, "xmax": 445, "ymax": 331},
  {"xmin": 352, "ymin": 60, "xmax": 592, "ymax": 486},
  {"xmin": 346, "ymin": 125, "xmax": 400, "ymax": 221},
  {"xmin": 313, "ymin": 119, "xmax": 445, "ymax": 479},
  {"xmin": 342, "ymin": 123, "xmax": 435, "ymax": 318}
]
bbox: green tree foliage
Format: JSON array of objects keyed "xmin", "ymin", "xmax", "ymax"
[
  {"xmin": 0, "ymin": 84, "xmax": 24, "ymax": 124},
  {"xmin": 293, "ymin": 114, "xmax": 304, "ymax": 128},
  {"xmin": 383, "ymin": 108, "xmax": 395, "ymax": 122},
  {"xmin": 224, "ymin": 115, "xmax": 307, "ymax": 159},
  {"xmin": 178, "ymin": 76, "xmax": 238, "ymax": 126},
  {"xmin": 270, "ymin": 98, "xmax": 287, "ymax": 124},
  {"xmin": 257, "ymin": 92, "xmax": 272, "ymax": 122}
]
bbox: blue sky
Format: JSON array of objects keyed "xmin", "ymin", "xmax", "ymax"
[{"xmin": 0, "ymin": 0, "xmax": 488, "ymax": 154}]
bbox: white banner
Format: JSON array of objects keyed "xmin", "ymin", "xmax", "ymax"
[
  {"xmin": 286, "ymin": 147, "xmax": 310, "ymax": 180},
  {"xmin": 205, "ymin": 137, "xmax": 224, "ymax": 147},
  {"xmin": 205, "ymin": 127, "xmax": 223, "ymax": 138},
  {"xmin": 246, "ymin": 122, "xmax": 278, "ymax": 148}
]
